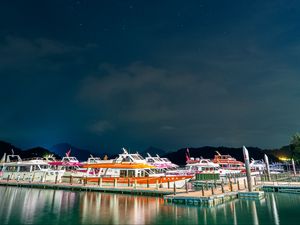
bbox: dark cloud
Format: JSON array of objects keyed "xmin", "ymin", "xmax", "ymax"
[{"xmin": 1, "ymin": 0, "xmax": 300, "ymax": 152}]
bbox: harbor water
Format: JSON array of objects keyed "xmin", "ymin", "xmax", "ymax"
[{"xmin": 0, "ymin": 186, "xmax": 299, "ymax": 225}]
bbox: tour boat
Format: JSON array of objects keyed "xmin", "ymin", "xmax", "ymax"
[
  {"xmin": 0, "ymin": 153, "xmax": 64, "ymax": 182},
  {"xmin": 249, "ymin": 159, "xmax": 266, "ymax": 174},
  {"xmin": 145, "ymin": 153, "xmax": 178, "ymax": 169},
  {"xmin": 47, "ymin": 150, "xmax": 88, "ymax": 177},
  {"xmin": 269, "ymin": 162, "xmax": 285, "ymax": 174},
  {"xmin": 212, "ymin": 151, "xmax": 245, "ymax": 174},
  {"xmin": 186, "ymin": 158, "xmax": 223, "ymax": 174},
  {"xmin": 82, "ymin": 148, "xmax": 193, "ymax": 188}
]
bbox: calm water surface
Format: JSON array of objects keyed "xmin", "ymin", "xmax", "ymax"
[{"xmin": 0, "ymin": 186, "xmax": 300, "ymax": 225}]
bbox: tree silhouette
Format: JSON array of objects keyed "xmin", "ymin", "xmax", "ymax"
[{"xmin": 290, "ymin": 132, "xmax": 300, "ymax": 161}]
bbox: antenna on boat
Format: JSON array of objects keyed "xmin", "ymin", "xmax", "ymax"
[
  {"xmin": 122, "ymin": 148, "xmax": 128, "ymax": 154},
  {"xmin": 0, "ymin": 153, "xmax": 6, "ymax": 163},
  {"xmin": 11, "ymin": 149, "xmax": 14, "ymax": 155},
  {"xmin": 147, "ymin": 153, "xmax": 151, "ymax": 157},
  {"xmin": 215, "ymin": 151, "xmax": 221, "ymax": 156},
  {"xmin": 156, "ymin": 154, "xmax": 160, "ymax": 158}
]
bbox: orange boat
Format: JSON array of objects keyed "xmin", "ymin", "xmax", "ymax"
[{"xmin": 82, "ymin": 148, "xmax": 193, "ymax": 188}]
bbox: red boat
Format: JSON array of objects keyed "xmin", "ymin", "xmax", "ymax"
[{"xmin": 212, "ymin": 151, "xmax": 245, "ymax": 174}]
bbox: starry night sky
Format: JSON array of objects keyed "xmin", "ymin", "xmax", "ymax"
[{"xmin": 1, "ymin": 0, "xmax": 300, "ymax": 153}]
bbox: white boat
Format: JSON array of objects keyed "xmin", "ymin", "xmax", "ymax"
[
  {"xmin": 145, "ymin": 153, "xmax": 178, "ymax": 170},
  {"xmin": 0, "ymin": 153, "xmax": 64, "ymax": 182},
  {"xmin": 186, "ymin": 158, "xmax": 223, "ymax": 174},
  {"xmin": 249, "ymin": 159, "xmax": 266, "ymax": 175},
  {"xmin": 48, "ymin": 153, "xmax": 89, "ymax": 179},
  {"xmin": 82, "ymin": 148, "xmax": 193, "ymax": 188},
  {"xmin": 269, "ymin": 162, "xmax": 285, "ymax": 174}
]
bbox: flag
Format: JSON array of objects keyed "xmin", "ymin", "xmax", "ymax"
[
  {"xmin": 186, "ymin": 148, "xmax": 190, "ymax": 157},
  {"xmin": 66, "ymin": 149, "xmax": 71, "ymax": 157},
  {"xmin": 186, "ymin": 153, "xmax": 190, "ymax": 162}
]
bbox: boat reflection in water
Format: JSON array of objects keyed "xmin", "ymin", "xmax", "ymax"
[{"xmin": 1, "ymin": 186, "xmax": 300, "ymax": 225}]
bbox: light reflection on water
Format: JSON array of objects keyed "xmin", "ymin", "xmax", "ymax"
[{"xmin": 0, "ymin": 186, "xmax": 300, "ymax": 225}]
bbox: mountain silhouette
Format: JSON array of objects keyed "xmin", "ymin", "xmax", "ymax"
[{"xmin": 50, "ymin": 143, "xmax": 95, "ymax": 161}]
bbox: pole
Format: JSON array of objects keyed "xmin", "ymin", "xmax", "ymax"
[
  {"xmin": 221, "ymin": 181, "xmax": 225, "ymax": 193},
  {"xmin": 55, "ymin": 174, "xmax": 58, "ymax": 184},
  {"xmin": 292, "ymin": 158, "xmax": 296, "ymax": 176},
  {"xmin": 134, "ymin": 179, "xmax": 137, "ymax": 189},
  {"xmin": 243, "ymin": 146, "xmax": 253, "ymax": 192},
  {"xmin": 185, "ymin": 180, "xmax": 189, "ymax": 193},
  {"xmin": 264, "ymin": 154, "xmax": 271, "ymax": 181},
  {"xmin": 173, "ymin": 183, "xmax": 176, "ymax": 195}
]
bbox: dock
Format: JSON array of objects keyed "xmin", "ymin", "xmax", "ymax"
[
  {"xmin": 0, "ymin": 180, "xmax": 186, "ymax": 197},
  {"xmin": 259, "ymin": 181, "xmax": 300, "ymax": 194},
  {"xmin": 2, "ymin": 173, "xmax": 300, "ymax": 208},
  {"xmin": 164, "ymin": 178, "xmax": 264, "ymax": 207}
]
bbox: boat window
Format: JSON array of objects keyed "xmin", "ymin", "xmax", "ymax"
[
  {"xmin": 32, "ymin": 165, "xmax": 40, "ymax": 171},
  {"xmin": 128, "ymin": 170, "xmax": 135, "ymax": 177},
  {"xmin": 147, "ymin": 158, "xmax": 155, "ymax": 163},
  {"xmin": 132, "ymin": 155, "xmax": 142, "ymax": 160},
  {"xmin": 19, "ymin": 166, "xmax": 31, "ymax": 172},
  {"xmin": 39, "ymin": 165, "xmax": 48, "ymax": 169},
  {"xmin": 6, "ymin": 166, "xmax": 18, "ymax": 172},
  {"xmin": 120, "ymin": 170, "xmax": 127, "ymax": 177},
  {"xmin": 122, "ymin": 156, "xmax": 131, "ymax": 162}
]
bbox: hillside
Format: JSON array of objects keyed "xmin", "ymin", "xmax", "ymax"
[
  {"xmin": 49, "ymin": 143, "xmax": 96, "ymax": 161},
  {"xmin": 0, "ymin": 141, "xmax": 58, "ymax": 159}
]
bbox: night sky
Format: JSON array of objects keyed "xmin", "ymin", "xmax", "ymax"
[{"xmin": 1, "ymin": 0, "xmax": 300, "ymax": 153}]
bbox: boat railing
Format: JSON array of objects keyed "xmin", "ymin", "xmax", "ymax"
[{"xmin": 22, "ymin": 157, "xmax": 44, "ymax": 161}]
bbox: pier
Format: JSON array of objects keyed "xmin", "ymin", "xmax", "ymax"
[
  {"xmin": 2, "ymin": 172, "xmax": 300, "ymax": 207},
  {"xmin": 165, "ymin": 172, "xmax": 300, "ymax": 207},
  {"xmin": 0, "ymin": 179, "xmax": 186, "ymax": 197},
  {"xmin": 164, "ymin": 176, "xmax": 263, "ymax": 207}
]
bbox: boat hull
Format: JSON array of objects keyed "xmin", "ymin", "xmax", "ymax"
[
  {"xmin": 0, "ymin": 170, "xmax": 64, "ymax": 182},
  {"xmin": 85, "ymin": 175, "xmax": 193, "ymax": 188}
]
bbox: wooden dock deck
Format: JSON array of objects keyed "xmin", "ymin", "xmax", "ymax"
[
  {"xmin": 0, "ymin": 180, "xmax": 186, "ymax": 197},
  {"xmin": 164, "ymin": 180, "xmax": 264, "ymax": 207},
  {"xmin": 258, "ymin": 181, "xmax": 300, "ymax": 194},
  {"xmin": 3, "ymin": 176, "xmax": 300, "ymax": 208}
]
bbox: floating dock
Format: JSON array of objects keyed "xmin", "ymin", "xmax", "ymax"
[
  {"xmin": 164, "ymin": 191, "xmax": 238, "ymax": 207},
  {"xmin": 164, "ymin": 180, "xmax": 264, "ymax": 207},
  {"xmin": 259, "ymin": 181, "xmax": 300, "ymax": 194}
]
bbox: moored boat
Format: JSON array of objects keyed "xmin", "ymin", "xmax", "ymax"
[
  {"xmin": 212, "ymin": 151, "xmax": 245, "ymax": 175},
  {"xmin": 0, "ymin": 152, "xmax": 64, "ymax": 182},
  {"xmin": 82, "ymin": 148, "xmax": 193, "ymax": 188}
]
